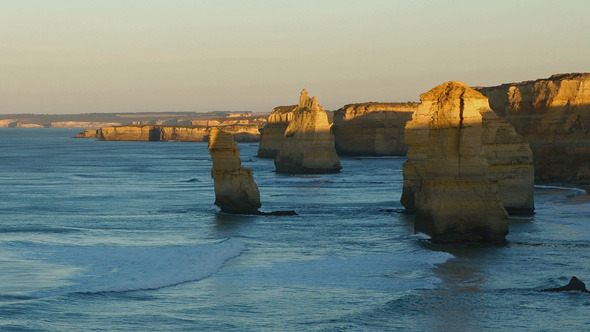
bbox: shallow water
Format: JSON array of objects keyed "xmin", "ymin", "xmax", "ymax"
[{"xmin": 0, "ymin": 129, "xmax": 589, "ymax": 331}]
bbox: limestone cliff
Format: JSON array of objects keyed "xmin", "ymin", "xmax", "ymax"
[
  {"xmin": 274, "ymin": 90, "xmax": 341, "ymax": 174},
  {"xmin": 402, "ymin": 81, "xmax": 509, "ymax": 243},
  {"xmin": 475, "ymin": 73, "xmax": 590, "ymax": 184},
  {"xmin": 208, "ymin": 128, "xmax": 261, "ymax": 214},
  {"xmin": 0, "ymin": 119, "xmax": 17, "ymax": 128},
  {"xmin": 97, "ymin": 124, "xmax": 261, "ymax": 142},
  {"xmin": 331, "ymin": 102, "xmax": 417, "ymax": 156},
  {"xmin": 257, "ymin": 105, "xmax": 297, "ymax": 158}
]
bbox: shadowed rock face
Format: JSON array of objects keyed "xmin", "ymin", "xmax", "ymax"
[
  {"xmin": 274, "ymin": 90, "xmax": 341, "ymax": 174},
  {"xmin": 331, "ymin": 102, "xmax": 418, "ymax": 156},
  {"xmin": 402, "ymin": 81, "xmax": 510, "ymax": 243},
  {"xmin": 475, "ymin": 73, "xmax": 590, "ymax": 184},
  {"xmin": 480, "ymin": 109, "xmax": 535, "ymax": 214},
  {"xmin": 257, "ymin": 105, "xmax": 297, "ymax": 158},
  {"xmin": 208, "ymin": 128, "xmax": 261, "ymax": 214}
]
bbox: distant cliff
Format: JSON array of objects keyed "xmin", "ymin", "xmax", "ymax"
[
  {"xmin": 84, "ymin": 124, "xmax": 262, "ymax": 142},
  {"xmin": 331, "ymin": 102, "xmax": 418, "ymax": 156},
  {"xmin": 1, "ymin": 111, "xmax": 268, "ymax": 129},
  {"xmin": 475, "ymin": 73, "xmax": 590, "ymax": 184}
]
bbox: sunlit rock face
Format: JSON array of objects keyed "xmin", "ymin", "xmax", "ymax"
[
  {"xmin": 475, "ymin": 73, "xmax": 590, "ymax": 184},
  {"xmin": 75, "ymin": 129, "xmax": 101, "ymax": 138},
  {"xmin": 208, "ymin": 128, "xmax": 261, "ymax": 214},
  {"xmin": 98, "ymin": 124, "xmax": 260, "ymax": 142},
  {"xmin": 274, "ymin": 89, "xmax": 341, "ymax": 174},
  {"xmin": 331, "ymin": 102, "xmax": 417, "ymax": 156},
  {"xmin": 402, "ymin": 81, "xmax": 509, "ymax": 243},
  {"xmin": 257, "ymin": 105, "xmax": 298, "ymax": 158}
]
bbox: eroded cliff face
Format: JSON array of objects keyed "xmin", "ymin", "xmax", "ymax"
[
  {"xmin": 97, "ymin": 124, "xmax": 261, "ymax": 142},
  {"xmin": 274, "ymin": 90, "xmax": 341, "ymax": 174},
  {"xmin": 331, "ymin": 102, "xmax": 418, "ymax": 156},
  {"xmin": 475, "ymin": 73, "xmax": 590, "ymax": 184},
  {"xmin": 480, "ymin": 109, "xmax": 535, "ymax": 214},
  {"xmin": 402, "ymin": 81, "xmax": 510, "ymax": 243},
  {"xmin": 208, "ymin": 128, "xmax": 261, "ymax": 214},
  {"xmin": 257, "ymin": 105, "xmax": 297, "ymax": 158}
]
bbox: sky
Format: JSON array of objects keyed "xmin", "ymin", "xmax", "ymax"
[{"xmin": 2, "ymin": 0, "xmax": 589, "ymax": 114}]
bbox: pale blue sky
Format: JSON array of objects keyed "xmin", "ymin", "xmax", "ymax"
[{"xmin": 2, "ymin": 0, "xmax": 589, "ymax": 114}]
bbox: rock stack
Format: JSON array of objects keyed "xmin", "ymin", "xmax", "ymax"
[
  {"xmin": 475, "ymin": 73, "xmax": 590, "ymax": 184},
  {"xmin": 208, "ymin": 128, "xmax": 261, "ymax": 214},
  {"xmin": 257, "ymin": 105, "xmax": 298, "ymax": 158},
  {"xmin": 331, "ymin": 102, "xmax": 417, "ymax": 156},
  {"xmin": 402, "ymin": 81, "xmax": 510, "ymax": 243},
  {"xmin": 274, "ymin": 89, "xmax": 341, "ymax": 174}
]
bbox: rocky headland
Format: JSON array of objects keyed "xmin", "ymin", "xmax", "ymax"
[
  {"xmin": 475, "ymin": 73, "xmax": 590, "ymax": 185},
  {"xmin": 208, "ymin": 128, "xmax": 261, "ymax": 214},
  {"xmin": 402, "ymin": 81, "xmax": 510, "ymax": 243},
  {"xmin": 331, "ymin": 102, "xmax": 418, "ymax": 156},
  {"xmin": 274, "ymin": 90, "xmax": 341, "ymax": 174}
]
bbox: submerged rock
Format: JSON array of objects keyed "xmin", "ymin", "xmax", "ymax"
[
  {"xmin": 475, "ymin": 73, "xmax": 590, "ymax": 184},
  {"xmin": 274, "ymin": 89, "xmax": 341, "ymax": 174},
  {"xmin": 208, "ymin": 128, "xmax": 261, "ymax": 214},
  {"xmin": 541, "ymin": 277, "xmax": 590, "ymax": 293},
  {"xmin": 402, "ymin": 81, "xmax": 509, "ymax": 243},
  {"xmin": 331, "ymin": 102, "xmax": 417, "ymax": 156}
]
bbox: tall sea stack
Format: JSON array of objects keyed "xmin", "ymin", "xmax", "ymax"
[
  {"xmin": 208, "ymin": 128, "xmax": 261, "ymax": 214},
  {"xmin": 274, "ymin": 89, "xmax": 341, "ymax": 174},
  {"xmin": 402, "ymin": 81, "xmax": 510, "ymax": 243}
]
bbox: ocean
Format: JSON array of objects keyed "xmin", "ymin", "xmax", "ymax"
[{"xmin": 1, "ymin": 129, "xmax": 589, "ymax": 331}]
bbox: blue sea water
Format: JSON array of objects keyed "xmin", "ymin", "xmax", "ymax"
[{"xmin": 0, "ymin": 128, "xmax": 589, "ymax": 331}]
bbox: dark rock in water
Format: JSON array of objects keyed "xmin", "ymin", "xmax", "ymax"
[
  {"xmin": 254, "ymin": 210, "xmax": 298, "ymax": 216},
  {"xmin": 541, "ymin": 276, "xmax": 590, "ymax": 293}
]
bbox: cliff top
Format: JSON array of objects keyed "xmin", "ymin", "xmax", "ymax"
[
  {"xmin": 337, "ymin": 102, "xmax": 419, "ymax": 111},
  {"xmin": 271, "ymin": 105, "xmax": 298, "ymax": 114},
  {"xmin": 421, "ymin": 81, "xmax": 487, "ymax": 102},
  {"xmin": 208, "ymin": 128, "xmax": 237, "ymax": 150},
  {"xmin": 297, "ymin": 89, "xmax": 323, "ymax": 112},
  {"xmin": 473, "ymin": 72, "xmax": 590, "ymax": 90}
]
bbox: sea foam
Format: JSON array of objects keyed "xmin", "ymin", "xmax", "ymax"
[
  {"xmin": 13, "ymin": 238, "xmax": 246, "ymax": 296},
  {"xmin": 218, "ymin": 250, "xmax": 454, "ymax": 291}
]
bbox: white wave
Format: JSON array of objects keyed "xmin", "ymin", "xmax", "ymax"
[
  {"xmin": 218, "ymin": 250, "xmax": 454, "ymax": 291},
  {"xmin": 534, "ymin": 185, "xmax": 588, "ymax": 195},
  {"xmin": 17, "ymin": 238, "xmax": 246, "ymax": 296}
]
